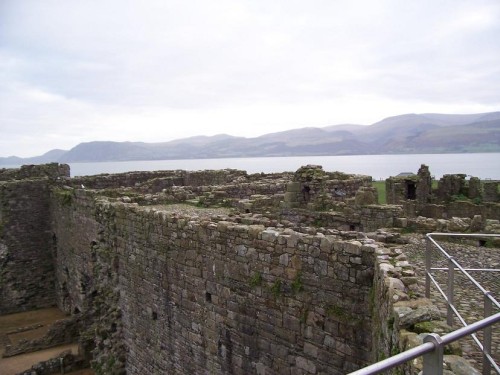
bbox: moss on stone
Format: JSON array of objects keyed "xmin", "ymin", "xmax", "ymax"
[
  {"xmin": 270, "ymin": 280, "xmax": 282, "ymax": 298},
  {"xmin": 53, "ymin": 188, "xmax": 74, "ymax": 206},
  {"xmin": 326, "ymin": 304, "xmax": 348, "ymax": 321},
  {"xmin": 249, "ymin": 271, "xmax": 262, "ymax": 287},
  {"xmin": 291, "ymin": 273, "xmax": 304, "ymax": 293}
]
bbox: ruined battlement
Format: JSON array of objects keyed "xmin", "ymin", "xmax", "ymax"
[
  {"xmin": 386, "ymin": 164, "xmax": 500, "ymax": 206},
  {"xmin": 0, "ymin": 163, "xmax": 70, "ymax": 182},
  {"xmin": 0, "ymin": 163, "xmax": 497, "ymax": 374}
]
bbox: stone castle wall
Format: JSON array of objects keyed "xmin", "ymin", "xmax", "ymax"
[
  {"xmin": 51, "ymin": 188, "xmax": 101, "ymax": 314},
  {"xmin": 0, "ymin": 163, "xmax": 70, "ymax": 182},
  {"xmin": 51, "ymin": 191, "xmax": 376, "ymax": 374},
  {"xmin": 2, "ymin": 163, "xmax": 492, "ymax": 374},
  {"xmin": 0, "ymin": 178, "xmax": 57, "ymax": 314},
  {"xmin": 70, "ymin": 169, "xmax": 248, "ymax": 190}
]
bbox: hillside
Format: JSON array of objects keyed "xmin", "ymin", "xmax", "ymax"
[{"xmin": 1, "ymin": 111, "xmax": 499, "ymax": 165}]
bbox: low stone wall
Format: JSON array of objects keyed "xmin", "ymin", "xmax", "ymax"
[
  {"xmin": 3, "ymin": 317, "xmax": 79, "ymax": 357},
  {"xmin": 17, "ymin": 350, "xmax": 88, "ymax": 375},
  {"xmin": 281, "ymin": 204, "xmax": 404, "ymax": 233}
]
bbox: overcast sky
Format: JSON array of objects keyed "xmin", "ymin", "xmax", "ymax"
[{"xmin": 1, "ymin": 0, "xmax": 500, "ymax": 157}]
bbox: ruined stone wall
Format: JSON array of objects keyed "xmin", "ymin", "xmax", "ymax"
[
  {"xmin": 71, "ymin": 171, "xmax": 184, "ymax": 189},
  {"xmin": 437, "ymin": 174, "xmax": 467, "ymax": 201},
  {"xmin": 50, "ymin": 190, "xmax": 376, "ymax": 374},
  {"xmin": 416, "ymin": 204, "xmax": 445, "ymax": 219},
  {"xmin": 0, "ymin": 163, "xmax": 70, "ymax": 182},
  {"xmin": 285, "ymin": 205, "xmax": 404, "ymax": 233},
  {"xmin": 114, "ymin": 205, "xmax": 375, "ymax": 374},
  {"xmin": 0, "ymin": 178, "xmax": 56, "ymax": 314},
  {"xmin": 183, "ymin": 169, "xmax": 248, "ymax": 187},
  {"xmin": 284, "ymin": 174, "xmax": 372, "ymax": 210},
  {"xmin": 483, "ymin": 203, "xmax": 500, "ymax": 221},
  {"xmin": 71, "ymin": 169, "xmax": 248, "ymax": 191},
  {"xmin": 385, "ymin": 179, "xmax": 407, "ymax": 205},
  {"xmin": 415, "ymin": 165, "xmax": 432, "ymax": 204},
  {"xmin": 178, "ymin": 181, "xmax": 288, "ymax": 207},
  {"xmin": 354, "ymin": 205, "xmax": 404, "ymax": 232},
  {"xmin": 51, "ymin": 188, "xmax": 101, "ymax": 314},
  {"xmin": 2, "ymin": 163, "xmax": 485, "ymax": 374},
  {"xmin": 483, "ymin": 181, "xmax": 499, "ymax": 203},
  {"xmin": 51, "ymin": 190, "xmax": 126, "ymax": 373},
  {"xmin": 405, "ymin": 201, "xmax": 500, "ymax": 225}
]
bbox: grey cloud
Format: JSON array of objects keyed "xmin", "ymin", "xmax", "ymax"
[{"xmin": 1, "ymin": 0, "xmax": 500, "ymax": 157}]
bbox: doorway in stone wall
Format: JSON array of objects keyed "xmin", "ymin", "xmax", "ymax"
[{"xmin": 406, "ymin": 181, "xmax": 416, "ymax": 200}]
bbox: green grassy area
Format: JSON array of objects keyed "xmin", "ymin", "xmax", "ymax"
[{"xmin": 372, "ymin": 181, "xmax": 386, "ymax": 204}]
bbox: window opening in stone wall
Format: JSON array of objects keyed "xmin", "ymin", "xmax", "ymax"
[
  {"xmin": 406, "ymin": 181, "xmax": 416, "ymax": 200},
  {"xmin": 302, "ymin": 185, "xmax": 311, "ymax": 202},
  {"xmin": 205, "ymin": 292, "xmax": 212, "ymax": 303}
]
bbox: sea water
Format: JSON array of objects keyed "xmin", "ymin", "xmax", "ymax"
[{"xmin": 65, "ymin": 153, "xmax": 500, "ymax": 180}]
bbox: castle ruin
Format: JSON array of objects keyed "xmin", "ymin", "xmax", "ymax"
[{"xmin": 0, "ymin": 163, "xmax": 498, "ymax": 374}]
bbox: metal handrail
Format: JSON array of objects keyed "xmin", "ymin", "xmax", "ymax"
[
  {"xmin": 425, "ymin": 233, "xmax": 500, "ymax": 310},
  {"xmin": 348, "ymin": 232, "xmax": 500, "ymax": 375},
  {"xmin": 348, "ymin": 312, "xmax": 500, "ymax": 375},
  {"xmin": 425, "ymin": 233, "xmax": 500, "ymax": 374}
]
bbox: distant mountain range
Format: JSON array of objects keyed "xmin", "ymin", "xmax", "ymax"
[{"xmin": 2, "ymin": 112, "xmax": 500, "ymax": 165}]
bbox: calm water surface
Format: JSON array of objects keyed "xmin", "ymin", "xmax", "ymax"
[{"xmin": 66, "ymin": 153, "xmax": 500, "ymax": 180}]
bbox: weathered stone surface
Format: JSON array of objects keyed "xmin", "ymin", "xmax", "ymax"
[
  {"xmin": 447, "ymin": 217, "xmax": 469, "ymax": 232},
  {"xmin": 355, "ymin": 187, "xmax": 378, "ymax": 206},
  {"xmin": 49, "ymin": 184, "xmax": 377, "ymax": 373},
  {"xmin": 444, "ymin": 355, "xmax": 481, "ymax": 375},
  {"xmin": 0, "ymin": 178, "xmax": 58, "ymax": 314},
  {"xmin": 469, "ymin": 215, "xmax": 483, "ymax": 232},
  {"xmin": 398, "ymin": 305, "xmax": 442, "ymax": 328},
  {"xmin": 1, "ymin": 163, "xmax": 487, "ymax": 375}
]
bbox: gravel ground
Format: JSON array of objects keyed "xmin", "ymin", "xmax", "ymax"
[{"xmin": 401, "ymin": 234, "xmax": 500, "ymax": 373}]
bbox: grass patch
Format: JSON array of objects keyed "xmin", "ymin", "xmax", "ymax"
[
  {"xmin": 53, "ymin": 188, "xmax": 74, "ymax": 206},
  {"xmin": 326, "ymin": 304, "xmax": 348, "ymax": 321},
  {"xmin": 291, "ymin": 273, "xmax": 304, "ymax": 293},
  {"xmin": 249, "ymin": 272, "xmax": 263, "ymax": 287},
  {"xmin": 400, "ymin": 226, "xmax": 416, "ymax": 234},
  {"xmin": 270, "ymin": 280, "xmax": 282, "ymax": 298},
  {"xmin": 372, "ymin": 181, "xmax": 386, "ymax": 204}
]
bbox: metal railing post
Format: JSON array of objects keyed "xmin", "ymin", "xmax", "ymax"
[
  {"xmin": 425, "ymin": 236, "xmax": 432, "ymax": 298},
  {"xmin": 447, "ymin": 257, "xmax": 455, "ymax": 326},
  {"xmin": 483, "ymin": 292, "xmax": 492, "ymax": 375},
  {"xmin": 423, "ymin": 333, "xmax": 444, "ymax": 375}
]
